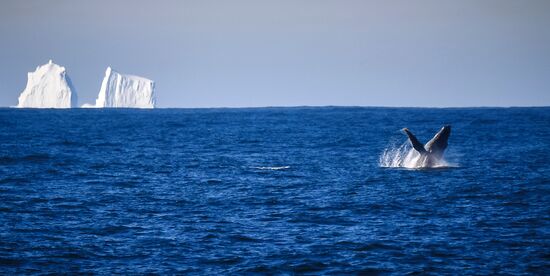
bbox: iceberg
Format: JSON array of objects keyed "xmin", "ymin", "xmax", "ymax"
[
  {"xmin": 91, "ymin": 67, "xmax": 156, "ymax": 108},
  {"xmin": 16, "ymin": 60, "xmax": 77, "ymax": 108}
]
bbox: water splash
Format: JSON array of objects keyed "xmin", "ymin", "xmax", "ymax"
[
  {"xmin": 379, "ymin": 141, "xmax": 414, "ymax": 168},
  {"xmin": 379, "ymin": 142, "xmax": 453, "ymax": 169}
]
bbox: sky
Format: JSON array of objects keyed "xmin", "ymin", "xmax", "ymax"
[{"xmin": 1, "ymin": 0, "xmax": 549, "ymax": 108}]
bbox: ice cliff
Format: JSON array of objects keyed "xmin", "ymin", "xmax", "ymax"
[
  {"xmin": 16, "ymin": 60, "xmax": 77, "ymax": 108},
  {"xmin": 91, "ymin": 67, "xmax": 156, "ymax": 108}
]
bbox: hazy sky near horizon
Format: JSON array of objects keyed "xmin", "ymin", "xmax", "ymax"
[{"xmin": 1, "ymin": 0, "xmax": 549, "ymax": 107}]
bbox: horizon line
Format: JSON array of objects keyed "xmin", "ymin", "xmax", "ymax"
[{"xmin": 2, "ymin": 104, "xmax": 550, "ymax": 109}]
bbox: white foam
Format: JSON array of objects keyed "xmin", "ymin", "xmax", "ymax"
[
  {"xmin": 379, "ymin": 142, "xmax": 454, "ymax": 169},
  {"xmin": 254, "ymin": 166, "xmax": 290, "ymax": 170}
]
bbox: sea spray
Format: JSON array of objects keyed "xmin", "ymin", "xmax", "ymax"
[
  {"xmin": 380, "ymin": 141, "xmax": 415, "ymax": 168},
  {"xmin": 379, "ymin": 141, "xmax": 452, "ymax": 168}
]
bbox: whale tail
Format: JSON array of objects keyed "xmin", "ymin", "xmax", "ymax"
[{"xmin": 402, "ymin": 128, "xmax": 427, "ymax": 154}]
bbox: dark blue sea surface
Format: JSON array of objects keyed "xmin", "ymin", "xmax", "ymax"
[{"xmin": 0, "ymin": 107, "xmax": 549, "ymax": 274}]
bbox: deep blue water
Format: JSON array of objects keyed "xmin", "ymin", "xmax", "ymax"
[{"xmin": 0, "ymin": 107, "xmax": 549, "ymax": 274}]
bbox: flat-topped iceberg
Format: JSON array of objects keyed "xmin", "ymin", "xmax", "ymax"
[
  {"xmin": 16, "ymin": 60, "xmax": 77, "ymax": 108},
  {"xmin": 89, "ymin": 67, "xmax": 156, "ymax": 108}
]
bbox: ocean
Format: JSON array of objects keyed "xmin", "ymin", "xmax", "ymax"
[{"xmin": 0, "ymin": 107, "xmax": 548, "ymax": 274}]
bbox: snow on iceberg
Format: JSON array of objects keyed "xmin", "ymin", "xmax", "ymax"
[
  {"xmin": 91, "ymin": 67, "xmax": 156, "ymax": 108},
  {"xmin": 16, "ymin": 60, "xmax": 77, "ymax": 108}
]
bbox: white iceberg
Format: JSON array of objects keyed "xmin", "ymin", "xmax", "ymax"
[
  {"xmin": 16, "ymin": 60, "xmax": 77, "ymax": 108},
  {"xmin": 89, "ymin": 67, "xmax": 156, "ymax": 108}
]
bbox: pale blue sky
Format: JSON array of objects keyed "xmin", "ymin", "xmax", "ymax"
[{"xmin": 1, "ymin": 0, "xmax": 549, "ymax": 107}]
